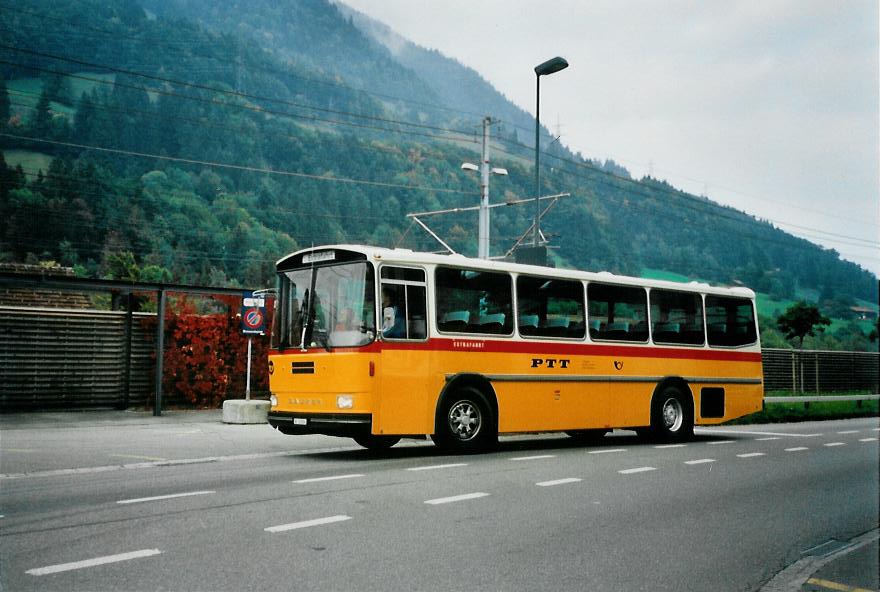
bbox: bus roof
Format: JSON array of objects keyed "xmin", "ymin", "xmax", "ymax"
[{"xmin": 277, "ymin": 244, "xmax": 756, "ymax": 299}]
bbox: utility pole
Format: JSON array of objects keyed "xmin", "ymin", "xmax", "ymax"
[
  {"xmin": 461, "ymin": 117, "xmax": 506, "ymax": 259},
  {"xmin": 478, "ymin": 116, "xmax": 491, "ymax": 259}
]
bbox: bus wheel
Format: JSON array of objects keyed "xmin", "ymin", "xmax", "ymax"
[
  {"xmin": 650, "ymin": 386, "xmax": 694, "ymax": 442},
  {"xmin": 565, "ymin": 429, "xmax": 609, "ymax": 443},
  {"xmin": 432, "ymin": 387, "xmax": 496, "ymax": 452},
  {"xmin": 353, "ymin": 435, "xmax": 401, "ymax": 450}
]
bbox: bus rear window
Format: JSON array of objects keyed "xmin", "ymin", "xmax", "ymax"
[
  {"xmin": 588, "ymin": 283, "xmax": 648, "ymax": 342},
  {"xmin": 435, "ymin": 267, "xmax": 513, "ymax": 335},
  {"xmin": 705, "ymin": 295, "xmax": 757, "ymax": 347}
]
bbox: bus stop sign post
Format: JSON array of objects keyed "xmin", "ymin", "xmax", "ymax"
[{"xmin": 241, "ymin": 292, "xmax": 266, "ymax": 400}]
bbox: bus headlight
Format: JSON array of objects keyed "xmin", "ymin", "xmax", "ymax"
[
  {"xmin": 337, "ymin": 395, "xmax": 354, "ymax": 409},
  {"xmin": 270, "ymin": 395, "xmax": 277, "ymax": 407}
]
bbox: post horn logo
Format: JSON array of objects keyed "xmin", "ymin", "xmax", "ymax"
[{"xmin": 613, "ymin": 360, "xmax": 624, "ymax": 371}]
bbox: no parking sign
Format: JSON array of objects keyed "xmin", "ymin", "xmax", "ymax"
[{"xmin": 240, "ymin": 292, "xmax": 266, "ymax": 335}]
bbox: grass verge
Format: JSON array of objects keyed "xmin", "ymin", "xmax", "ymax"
[{"xmin": 728, "ymin": 390, "xmax": 879, "ymax": 424}]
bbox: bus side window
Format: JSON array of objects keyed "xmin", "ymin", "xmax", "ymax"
[
  {"xmin": 516, "ymin": 275, "xmax": 585, "ymax": 339},
  {"xmin": 380, "ymin": 266, "xmax": 427, "ymax": 341},
  {"xmin": 706, "ymin": 295, "xmax": 757, "ymax": 347},
  {"xmin": 650, "ymin": 289, "xmax": 705, "ymax": 346},
  {"xmin": 587, "ymin": 282, "xmax": 649, "ymax": 342},
  {"xmin": 435, "ymin": 267, "xmax": 513, "ymax": 336}
]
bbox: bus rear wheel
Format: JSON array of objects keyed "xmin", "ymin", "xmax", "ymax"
[
  {"xmin": 353, "ymin": 434, "xmax": 400, "ymax": 450},
  {"xmin": 650, "ymin": 386, "xmax": 694, "ymax": 442},
  {"xmin": 432, "ymin": 387, "xmax": 496, "ymax": 452}
]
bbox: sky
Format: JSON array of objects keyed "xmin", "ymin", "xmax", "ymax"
[{"xmin": 341, "ymin": 0, "xmax": 880, "ymax": 277}]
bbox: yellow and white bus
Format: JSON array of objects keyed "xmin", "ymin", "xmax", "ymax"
[{"xmin": 267, "ymin": 245, "xmax": 763, "ymax": 451}]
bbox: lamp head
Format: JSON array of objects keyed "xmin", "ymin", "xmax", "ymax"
[
  {"xmin": 460, "ymin": 162, "xmax": 479, "ymax": 172},
  {"xmin": 535, "ymin": 56, "xmax": 569, "ymax": 76}
]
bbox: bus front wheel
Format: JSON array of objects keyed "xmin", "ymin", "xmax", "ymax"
[
  {"xmin": 650, "ymin": 386, "xmax": 694, "ymax": 442},
  {"xmin": 432, "ymin": 387, "xmax": 497, "ymax": 452},
  {"xmin": 353, "ymin": 434, "xmax": 401, "ymax": 450}
]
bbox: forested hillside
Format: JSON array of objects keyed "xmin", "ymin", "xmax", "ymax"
[{"xmin": 1, "ymin": 0, "xmax": 876, "ymax": 325}]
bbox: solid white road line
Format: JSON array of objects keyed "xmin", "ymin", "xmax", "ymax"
[
  {"xmin": 737, "ymin": 453, "xmax": 766, "ymax": 458},
  {"xmin": 618, "ymin": 467, "xmax": 656, "ymax": 475},
  {"xmin": 424, "ymin": 492, "xmax": 489, "ymax": 505},
  {"xmin": 510, "ymin": 455, "xmax": 556, "ymax": 461},
  {"xmin": 684, "ymin": 459, "xmax": 716, "ymax": 465},
  {"xmin": 654, "ymin": 444, "xmax": 687, "ymax": 449},
  {"xmin": 405, "ymin": 463, "xmax": 468, "ymax": 472},
  {"xmin": 292, "ymin": 474, "xmax": 364, "ymax": 483},
  {"xmin": 755, "ymin": 437, "xmax": 781, "ymax": 441},
  {"xmin": 117, "ymin": 490, "xmax": 215, "ymax": 505},
  {"xmin": 785, "ymin": 447, "xmax": 809, "ymax": 452},
  {"xmin": 699, "ymin": 429, "xmax": 821, "ymax": 438},
  {"xmin": 588, "ymin": 448, "xmax": 626, "ymax": 454},
  {"xmin": 265, "ymin": 515, "xmax": 352, "ymax": 533},
  {"xmin": 823, "ymin": 442, "xmax": 846, "ymax": 447},
  {"xmin": 536, "ymin": 478, "xmax": 582, "ymax": 487},
  {"xmin": 26, "ymin": 550, "xmax": 162, "ymax": 576}
]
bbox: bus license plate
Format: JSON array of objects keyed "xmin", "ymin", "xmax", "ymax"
[{"xmin": 293, "ymin": 418, "xmax": 307, "ymax": 426}]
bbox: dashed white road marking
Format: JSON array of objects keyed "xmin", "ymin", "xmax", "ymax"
[
  {"xmin": 588, "ymin": 448, "xmax": 626, "ymax": 454},
  {"xmin": 292, "ymin": 474, "xmax": 364, "ymax": 483},
  {"xmin": 425, "ymin": 492, "xmax": 490, "ymax": 505},
  {"xmin": 405, "ymin": 463, "xmax": 468, "ymax": 472},
  {"xmin": 536, "ymin": 478, "xmax": 582, "ymax": 487},
  {"xmin": 618, "ymin": 467, "xmax": 656, "ymax": 475},
  {"xmin": 707, "ymin": 440, "xmax": 736, "ymax": 446},
  {"xmin": 737, "ymin": 453, "xmax": 766, "ymax": 458},
  {"xmin": 117, "ymin": 490, "xmax": 215, "ymax": 505},
  {"xmin": 823, "ymin": 442, "xmax": 846, "ymax": 447},
  {"xmin": 859, "ymin": 438, "xmax": 878, "ymax": 442},
  {"xmin": 26, "ymin": 549, "xmax": 162, "ymax": 576},
  {"xmin": 836, "ymin": 430, "xmax": 860, "ymax": 434},
  {"xmin": 755, "ymin": 437, "xmax": 780, "ymax": 441},
  {"xmin": 265, "ymin": 515, "xmax": 352, "ymax": 533},
  {"xmin": 510, "ymin": 455, "xmax": 556, "ymax": 461},
  {"xmin": 684, "ymin": 459, "xmax": 716, "ymax": 465},
  {"xmin": 785, "ymin": 447, "xmax": 809, "ymax": 452},
  {"xmin": 654, "ymin": 444, "xmax": 687, "ymax": 449}
]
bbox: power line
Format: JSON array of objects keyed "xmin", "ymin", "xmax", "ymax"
[
  {"xmin": 490, "ymin": 137, "xmax": 880, "ymax": 250},
  {"xmin": 5, "ymin": 91, "xmax": 471, "ymax": 165},
  {"xmin": 0, "ymin": 133, "xmax": 478, "ymax": 196},
  {"xmin": 0, "ymin": 43, "xmax": 478, "ymax": 137},
  {"xmin": 0, "ymin": 2, "xmax": 488, "ymax": 121},
  {"xmin": 0, "ymin": 58, "xmax": 479, "ymax": 146}
]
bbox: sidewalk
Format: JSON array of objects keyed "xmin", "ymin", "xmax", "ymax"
[
  {"xmin": 0, "ymin": 408, "xmax": 357, "ymax": 476},
  {"xmin": 802, "ymin": 537, "xmax": 879, "ymax": 592}
]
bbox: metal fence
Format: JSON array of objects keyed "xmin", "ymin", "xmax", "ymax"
[
  {"xmin": 1, "ymin": 306, "xmax": 877, "ymax": 411},
  {"xmin": 761, "ymin": 348, "xmax": 879, "ymax": 393}
]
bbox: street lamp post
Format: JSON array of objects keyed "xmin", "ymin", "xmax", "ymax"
[{"xmin": 533, "ymin": 56, "xmax": 568, "ymax": 248}]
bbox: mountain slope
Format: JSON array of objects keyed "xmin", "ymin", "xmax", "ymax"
[{"xmin": 0, "ymin": 0, "xmax": 875, "ymax": 313}]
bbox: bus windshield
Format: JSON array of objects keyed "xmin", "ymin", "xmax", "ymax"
[{"xmin": 273, "ymin": 261, "xmax": 375, "ymax": 350}]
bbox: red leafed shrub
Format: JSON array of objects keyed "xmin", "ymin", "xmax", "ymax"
[{"xmin": 144, "ymin": 294, "xmax": 273, "ymax": 408}]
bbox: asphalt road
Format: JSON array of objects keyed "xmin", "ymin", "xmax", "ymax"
[{"xmin": 1, "ymin": 413, "xmax": 878, "ymax": 591}]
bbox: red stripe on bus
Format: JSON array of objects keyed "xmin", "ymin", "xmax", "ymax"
[{"xmin": 271, "ymin": 339, "xmax": 761, "ymax": 363}]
